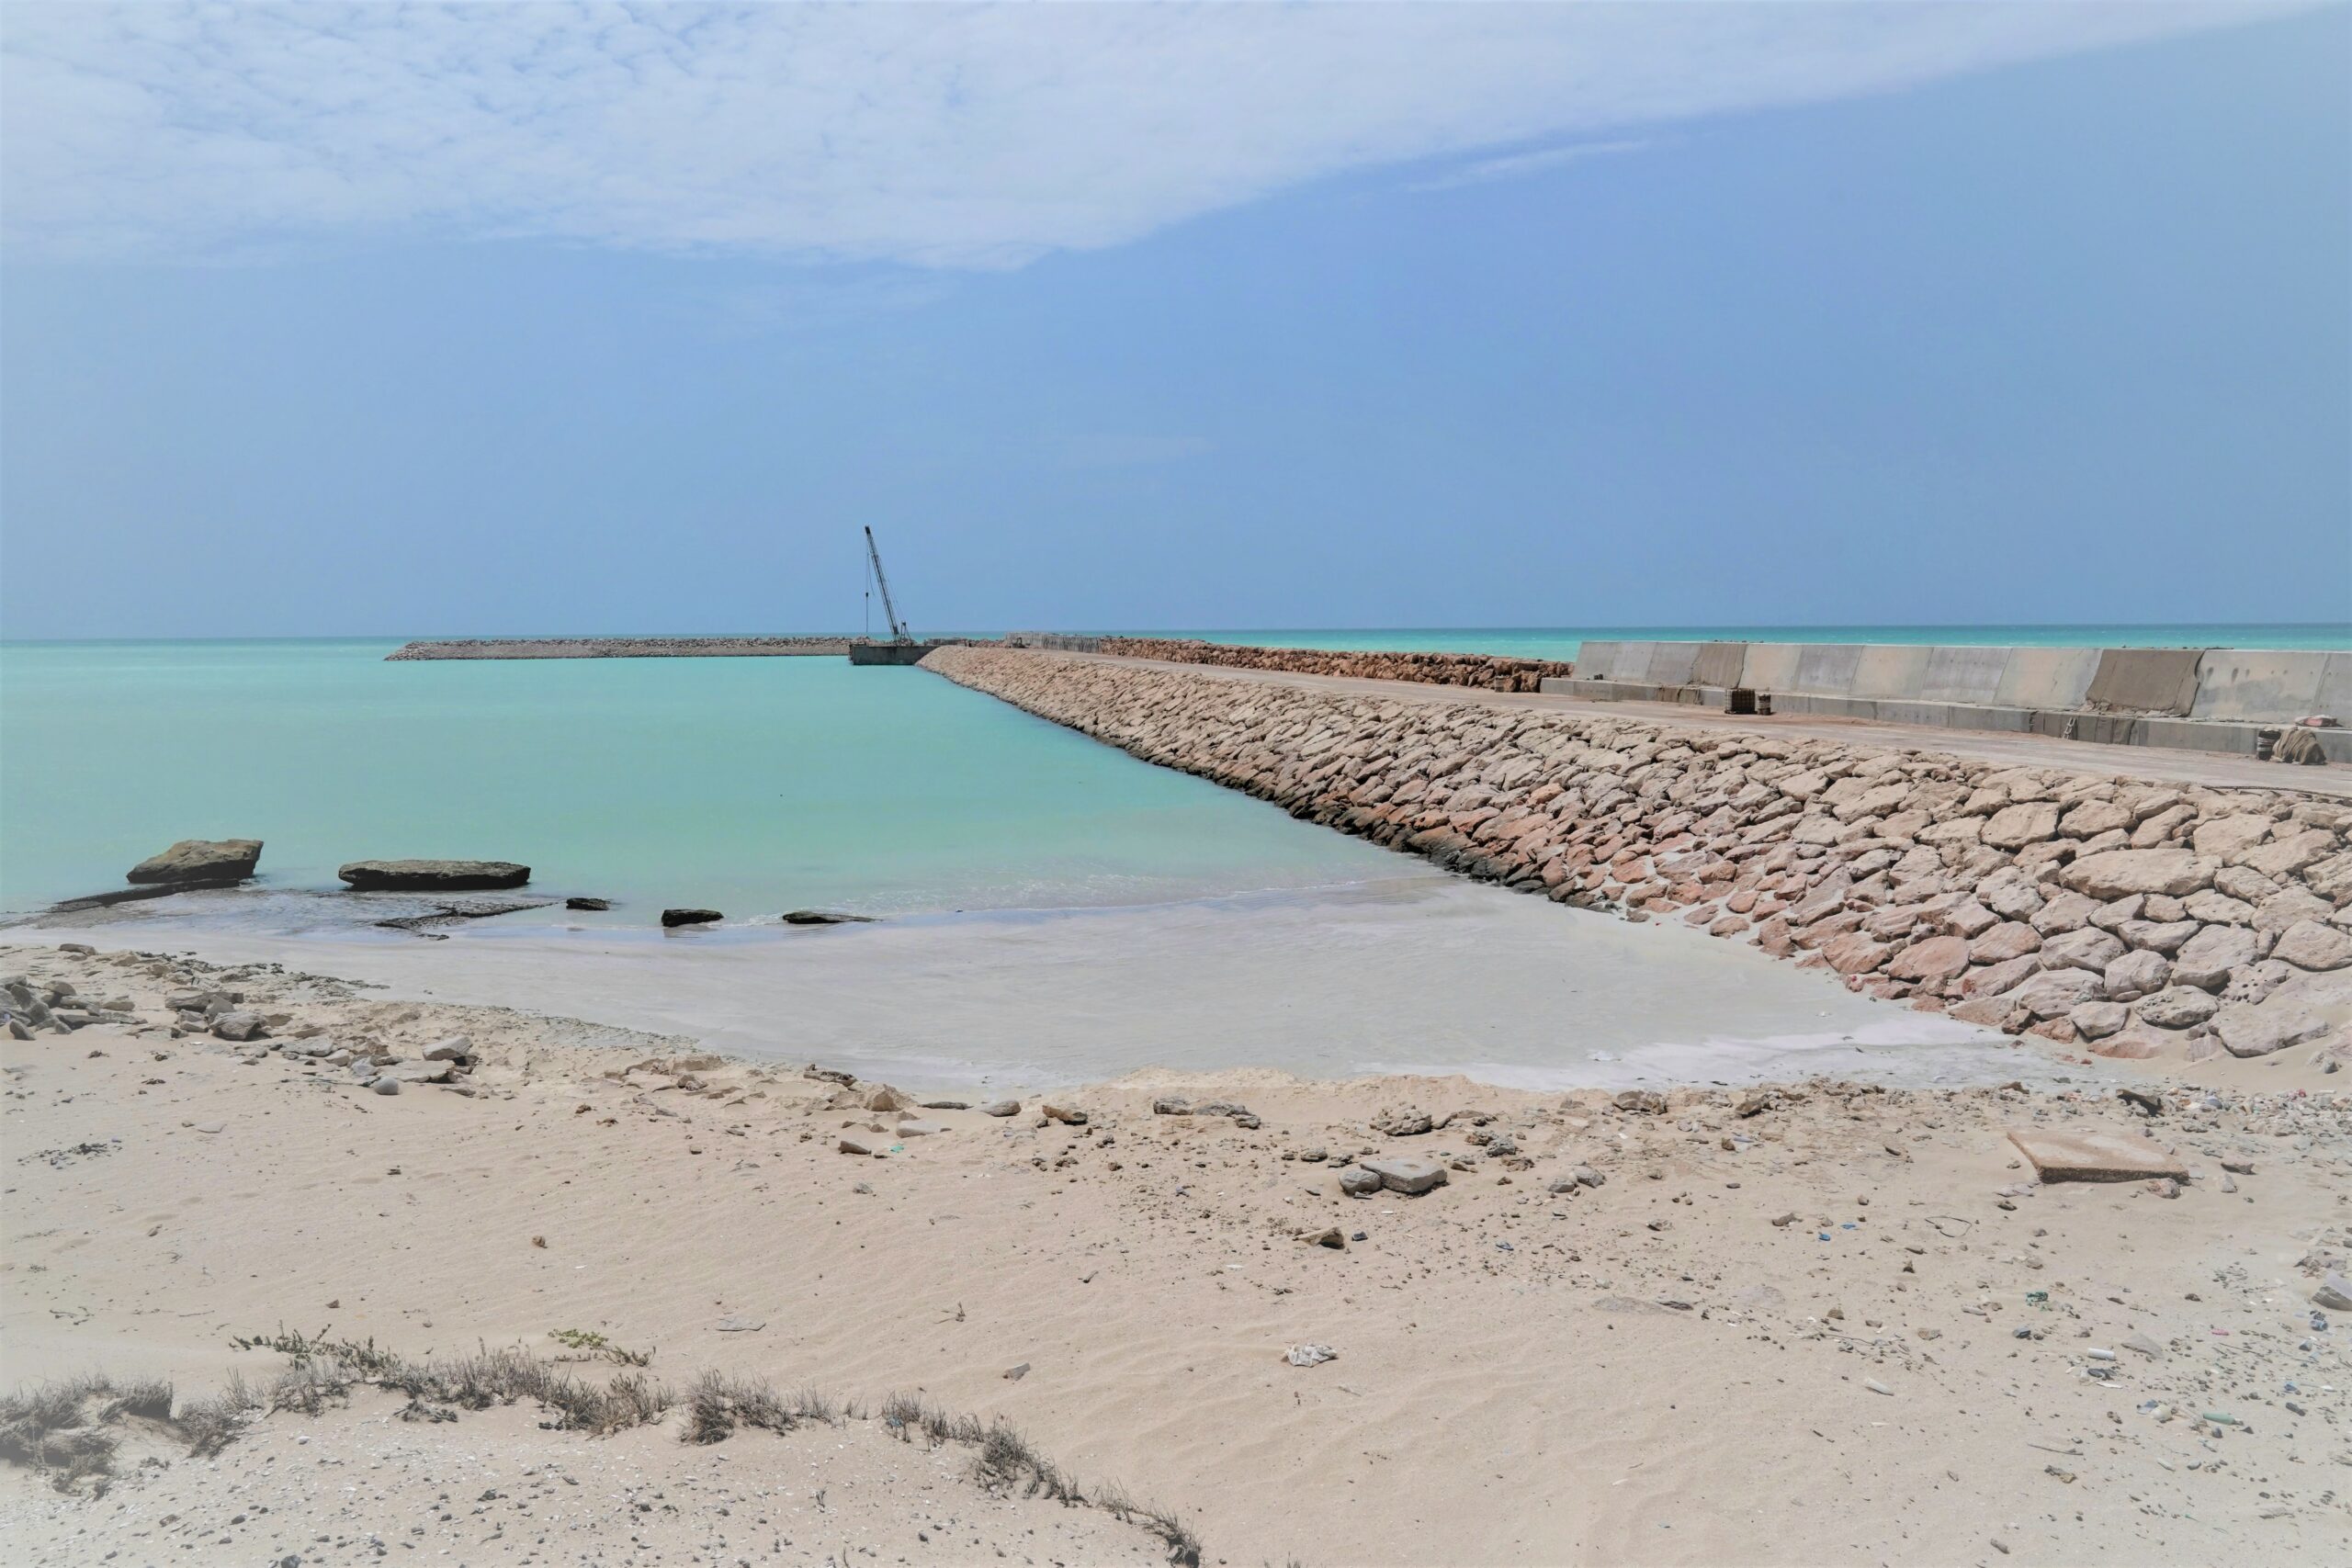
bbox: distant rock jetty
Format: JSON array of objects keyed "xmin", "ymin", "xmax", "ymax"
[
  {"xmin": 1102, "ymin": 637, "xmax": 1573, "ymax": 693},
  {"xmin": 386, "ymin": 636, "xmax": 854, "ymax": 660},
  {"xmin": 928, "ymin": 645, "xmax": 2352, "ymax": 1068}
]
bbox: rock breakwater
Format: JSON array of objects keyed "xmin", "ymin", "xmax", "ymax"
[
  {"xmin": 928, "ymin": 647, "xmax": 2352, "ymax": 1066},
  {"xmin": 1102, "ymin": 637, "xmax": 1572, "ymax": 692},
  {"xmin": 386, "ymin": 636, "xmax": 852, "ymax": 660}
]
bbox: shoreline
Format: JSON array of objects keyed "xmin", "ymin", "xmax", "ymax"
[
  {"xmin": 13, "ymin": 874, "xmax": 2114, "ymax": 1096},
  {"xmin": 6, "ymin": 936, "xmax": 2347, "ymax": 1562},
  {"xmin": 927, "ymin": 647, "xmax": 2352, "ymax": 1074}
]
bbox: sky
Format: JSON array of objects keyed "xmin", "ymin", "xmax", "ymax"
[{"xmin": 1, "ymin": 2, "xmax": 2346, "ymax": 639}]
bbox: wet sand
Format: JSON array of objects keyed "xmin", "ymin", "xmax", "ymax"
[{"xmin": 26, "ymin": 876, "xmax": 2089, "ymax": 1094}]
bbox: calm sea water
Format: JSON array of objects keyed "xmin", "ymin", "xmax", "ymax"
[
  {"xmin": 6, "ymin": 626, "xmax": 2344, "ymax": 925},
  {"xmin": 0, "ymin": 638, "xmax": 1401, "ymax": 919}
]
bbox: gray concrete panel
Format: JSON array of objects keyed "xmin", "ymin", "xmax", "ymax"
[
  {"xmin": 1690, "ymin": 642, "xmax": 1747, "ymax": 689},
  {"xmin": 2086, "ymin": 648, "xmax": 2205, "ymax": 716},
  {"xmin": 1921, "ymin": 645, "xmax": 2009, "ymax": 704},
  {"xmin": 1996, "ymin": 648, "xmax": 2100, "ymax": 710},
  {"xmin": 1793, "ymin": 644, "xmax": 1865, "ymax": 695},
  {"xmin": 1740, "ymin": 644, "xmax": 1803, "ymax": 694},
  {"xmin": 1644, "ymin": 643, "xmax": 1702, "ymax": 686},
  {"xmin": 2188, "ymin": 649, "xmax": 2332, "ymax": 720},
  {"xmin": 1573, "ymin": 641, "xmax": 1631, "ymax": 680},
  {"xmin": 1851, "ymin": 645, "xmax": 1934, "ymax": 700}
]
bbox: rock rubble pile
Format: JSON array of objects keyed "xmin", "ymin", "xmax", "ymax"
[
  {"xmin": 1102, "ymin": 637, "xmax": 1573, "ymax": 692},
  {"xmin": 931, "ymin": 648, "xmax": 2352, "ymax": 1066}
]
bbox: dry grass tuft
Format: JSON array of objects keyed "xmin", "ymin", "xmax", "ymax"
[
  {"xmin": 1096, "ymin": 1480, "xmax": 1208, "ymax": 1566},
  {"xmin": 4, "ymin": 1339, "xmax": 1202, "ymax": 1559}
]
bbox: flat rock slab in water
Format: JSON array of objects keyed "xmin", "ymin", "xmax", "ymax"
[
  {"xmin": 782, "ymin": 909, "xmax": 876, "ymax": 925},
  {"xmin": 339, "ymin": 860, "xmax": 531, "ymax": 891},
  {"xmin": 128, "ymin": 839, "xmax": 262, "ymax": 885},
  {"xmin": 662, "ymin": 908, "xmax": 724, "ymax": 928},
  {"xmin": 2007, "ymin": 1130, "xmax": 2189, "ymax": 1183},
  {"xmin": 374, "ymin": 897, "xmax": 554, "ymax": 935},
  {"xmin": 51, "ymin": 883, "xmax": 231, "ymax": 912}
]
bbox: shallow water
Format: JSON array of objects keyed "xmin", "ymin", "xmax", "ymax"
[
  {"xmin": 2, "ymin": 632, "xmax": 2153, "ymax": 1090},
  {"xmin": 29, "ymin": 880, "xmax": 2114, "ymax": 1095},
  {"xmin": 0, "ymin": 638, "xmax": 1398, "ymax": 919}
]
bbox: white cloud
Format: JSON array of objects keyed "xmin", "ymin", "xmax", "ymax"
[
  {"xmin": 1410, "ymin": 137, "xmax": 1655, "ymax": 191},
  {"xmin": 0, "ymin": 2, "xmax": 2272, "ymax": 266}
]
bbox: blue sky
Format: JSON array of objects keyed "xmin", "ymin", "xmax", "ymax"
[{"xmin": 2, "ymin": 3, "xmax": 2346, "ymax": 639}]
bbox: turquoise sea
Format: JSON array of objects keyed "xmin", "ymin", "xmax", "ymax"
[
  {"xmin": 4, "ymin": 626, "xmax": 2345, "ymax": 923},
  {"xmin": 0, "ymin": 638, "xmax": 1398, "ymax": 919}
]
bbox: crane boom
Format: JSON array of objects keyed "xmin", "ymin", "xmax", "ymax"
[{"xmin": 863, "ymin": 526, "xmax": 909, "ymax": 643}]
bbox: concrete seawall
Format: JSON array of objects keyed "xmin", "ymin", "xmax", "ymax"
[
  {"xmin": 927, "ymin": 646, "xmax": 2352, "ymax": 1067},
  {"xmin": 1555, "ymin": 641, "xmax": 2351, "ymax": 761}
]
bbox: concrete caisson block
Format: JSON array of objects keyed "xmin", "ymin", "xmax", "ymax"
[
  {"xmin": 1850, "ymin": 645, "xmax": 1934, "ymax": 701},
  {"xmin": 1996, "ymin": 648, "xmax": 2100, "ymax": 711},
  {"xmin": 1643, "ymin": 643, "xmax": 1702, "ymax": 686},
  {"xmin": 2188, "ymin": 649, "xmax": 2338, "ymax": 721},
  {"xmin": 1920, "ymin": 646, "xmax": 2010, "ymax": 705},
  {"xmin": 1792, "ymin": 644, "xmax": 1865, "ymax": 696},
  {"xmin": 2086, "ymin": 648, "xmax": 2205, "ymax": 716},
  {"xmin": 1573, "ymin": 641, "xmax": 1630, "ymax": 681},
  {"xmin": 1690, "ymin": 642, "xmax": 1747, "ymax": 690},
  {"xmin": 1739, "ymin": 643, "xmax": 1803, "ymax": 694}
]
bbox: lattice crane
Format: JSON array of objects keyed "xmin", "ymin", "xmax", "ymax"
[{"xmin": 863, "ymin": 525, "xmax": 910, "ymax": 644}]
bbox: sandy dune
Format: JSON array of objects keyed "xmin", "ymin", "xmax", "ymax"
[{"xmin": 5, "ymin": 940, "xmax": 2349, "ymax": 1565}]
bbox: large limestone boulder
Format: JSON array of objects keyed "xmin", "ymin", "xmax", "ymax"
[
  {"xmin": 2002, "ymin": 968, "xmax": 2103, "ymax": 1020},
  {"xmin": 2102, "ymin": 949, "xmax": 2171, "ymax": 1001},
  {"xmin": 1970, "ymin": 921, "xmax": 2041, "ymax": 964},
  {"xmin": 2273, "ymin": 920, "xmax": 2352, "ymax": 972},
  {"xmin": 338, "ymin": 859, "xmax": 531, "ymax": 891},
  {"xmin": 2239, "ymin": 829, "xmax": 2335, "ymax": 879},
  {"xmin": 1821, "ymin": 932, "xmax": 1892, "ymax": 976},
  {"xmin": 2061, "ymin": 800, "xmax": 2132, "ymax": 838},
  {"xmin": 2212, "ymin": 1004, "xmax": 2332, "ymax": 1058},
  {"xmin": 2038, "ymin": 928, "xmax": 2125, "ymax": 974},
  {"xmin": 1981, "ymin": 801, "xmax": 2061, "ymax": 851},
  {"xmin": 2174, "ymin": 925, "xmax": 2257, "ymax": 990},
  {"xmin": 2255, "ymin": 887, "xmax": 2335, "ymax": 933},
  {"xmin": 2134, "ymin": 987, "xmax": 2219, "ymax": 1029},
  {"xmin": 1962, "ymin": 954, "xmax": 2041, "ymax": 998},
  {"xmin": 2306, "ymin": 852, "xmax": 2352, "ymax": 906},
  {"xmin": 2189, "ymin": 815, "xmax": 2272, "ymax": 861},
  {"xmin": 2062, "ymin": 850, "xmax": 2211, "ymax": 902},
  {"xmin": 127, "ymin": 839, "xmax": 262, "ymax": 885},
  {"xmin": 1886, "ymin": 934, "xmax": 1970, "ymax": 983}
]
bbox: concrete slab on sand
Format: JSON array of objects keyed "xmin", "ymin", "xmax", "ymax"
[{"xmin": 2007, "ymin": 1129, "xmax": 2188, "ymax": 1183}]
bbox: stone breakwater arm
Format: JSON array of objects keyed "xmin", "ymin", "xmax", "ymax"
[
  {"xmin": 386, "ymin": 636, "xmax": 854, "ymax": 660},
  {"xmin": 923, "ymin": 646, "xmax": 2352, "ymax": 1066},
  {"xmin": 1101, "ymin": 637, "xmax": 1572, "ymax": 692}
]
